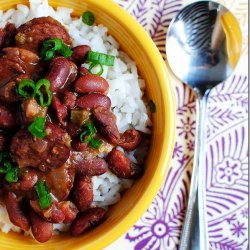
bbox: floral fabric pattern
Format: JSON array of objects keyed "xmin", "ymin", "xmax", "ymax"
[{"xmin": 106, "ymin": 0, "xmax": 248, "ymax": 249}]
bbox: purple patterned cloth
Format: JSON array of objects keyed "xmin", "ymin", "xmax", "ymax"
[{"xmin": 106, "ymin": 1, "xmax": 249, "ymax": 249}]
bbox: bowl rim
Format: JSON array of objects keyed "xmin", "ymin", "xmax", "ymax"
[{"xmin": 0, "ymin": 0, "xmax": 176, "ymax": 249}]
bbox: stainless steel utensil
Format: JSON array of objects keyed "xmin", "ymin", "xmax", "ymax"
[{"xmin": 166, "ymin": 1, "xmax": 242, "ymax": 249}]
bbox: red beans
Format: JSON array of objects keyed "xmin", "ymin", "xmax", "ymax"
[
  {"xmin": 66, "ymin": 122, "xmax": 81, "ymax": 138},
  {"xmin": 51, "ymin": 96, "xmax": 67, "ymax": 124},
  {"xmin": 106, "ymin": 149, "xmax": 142, "ymax": 178},
  {"xmin": 0, "ymin": 104, "xmax": 16, "ymax": 129},
  {"xmin": 75, "ymin": 75, "xmax": 109, "ymax": 94},
  {"xmin": 119, "ymin": 129, "xmax": 142, "ymax": 151},
  {"xmin": 78, "ymin": 67, "xmax": 90, "ymax": 76},
  {"xmin": 76, "ymin": 93, "xmax": 111, "ymax": 110},
  {"xmin": 58, "ymin": 201, "xmax": 78, "ymax": 223},
  {"xmin": 30, "ymin": 200, "xmax": 65, "ymax": 223},
  {"xmin": 71, "ymin": 141, "xmax": 88, "ymax": 152},
  {"xmin": 46, "ymin": 57, "xmax": 77, "ymax": 92},
  {"xmin": 72, "ymin": 176, "xmax": 93, "ymax": 212},
  {"xmin": 63, "ymin": 91, "xmax": 76, "ymax": 110},
  {"xmin": 19, "ymin": 170, "xmax": 38, "ymax": 191},
  {"xmin": 72, "ymin": 152, "xmax": 108, "ymax": 176},
  {"xmin": 71, "ymin": 45, "xmax": 91, "ymax": 64},
  {"xmin": 29, "ymin": 209, "xmax": 53, "ymax": 243},
  {"xmin": 70, "ymin": 207, "xmax": 106, "ymax": 236},
  {"xmin": 92, "ymin": 107, "xmax": 120, "ymax": 145},
  {"xmin": 5, "ymin": 192, "xmax": 30, "ymax": 231}
]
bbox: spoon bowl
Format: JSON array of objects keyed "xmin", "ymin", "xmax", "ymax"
[
  {"xmin": 166, "ymin": 1, "xmax": 242, "ymax": 249},
  {"xmin": 167, "ymin": 1, "xmax": 241, "ymax": 94}
]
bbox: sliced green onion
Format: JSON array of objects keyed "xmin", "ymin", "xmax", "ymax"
[
  {"xmin": 87, "ymin": 51, "xmax": 115, "ymax": 66},
  {"xmin": 89, "ymin": 138, "xmax": 102, "ymax": 149},
  {"xmin": 44, "ymin": 50, "xmax": 55, "ymax": 61},
  {"xmin": 0, "ymin": 151, "xmax": 9, "ymax": 163},
  {"xmin": 149, "ymin": 100, "xmax": 156, "ymax": 113},
  {"xmin": 17, "ymin": 79, "xmax": 36, "ymax": 98},
  {"xmin": 59, "ymin": 44, "xmax": 73, "ymax": 58},
  {"xmin": 43, "ymin": 38, "xmax": 63, "ymax": 50},
  {"xmin": 35, "ymin": 79, "xmax": 52, "ymax": 107},
  {"xmin": 80, "ymin": 123, "xmax": 95, "ymax": 143},
  {"xmin": 88, "ymin": 62, "xmax": 104, "ymax": 76},
  {"xmin": 0, "ymin": 161, "xmax": 12, "ymax": 174},
  {"xmin": 5, "ymin": 166, "xmax": 18, "ymax": 183},
  {"xmin": 35, "ymin": 180, "xmax": 52, "ymax": 209},
  {"xmin": 82, "ymin": 11, "xmax": 95, "ymax": 26},
  {"xmin": 28, "ymin": 117, "xmax": 46, "ymax": 139},
  {"xmin": 41, "ymin": 38, "xmax": 72, "ymax": 61},
  {"xmin": 0, "ymin": 151, "xmax": 18, "ymax": 183}
]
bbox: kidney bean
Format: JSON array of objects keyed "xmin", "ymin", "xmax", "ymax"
[
  {"xmin": 76, "ymin": 93, "xmax": 111, "ymax": 110},
  {"xmin": 70, "ymin": 207, "xmax": 106, "ymax": 236},
  {"xmin": 29, "ymin": 208, "xmax": 53, "ymax": 243},
  {"xmin": 119, "ymin": 129, "xmax": 143, "ymax": 151},
  {"xmin": 72, "ymin": 176, "xmax": 93, "ymax": 212},
  {"xmin": 106, "ymin": 149, "xmax": 142, "ymax": 178},
  {"xmin": 66, "ymin": 122, "xmax": 81, "ymax": 138},
  {"xmin": 63, "ymin": 91, "xmax": 76, "ymax": 110},
  {"xmin": 0, "ymin": 104, "xmax": 16, "ymax": 129},
  {"xmin": 19, "ymin": 170, "xmax": 38, "ymax": 191},
  {"xmin": 51, "ymin": 96, "xmax": 67, "ymax": 124},
  {"xmin": 92, "ymin": 107, "xmax": 120, "ymax": 145},
  {"xmin": 30, "ymin": 200, "xmax": 65, "ymax": 223},
  {"xmin": 71, "ymin": 45, "xmax": 91, "ymax": 64},
  {"xmin": 5, "ymin": 192, "xmax": 30, "ymax": 231},
  {"xmin": 75, "ymin": 75, "xmax": 109, "ymax": 95},
  {"xmin": 58, "ymin": 201, "xmax": 78, "ymax": 223},
  {"xmin": 72, "ymin": 152, "xmax": 108, "ymax": 176},
  {"xmin": 0, "ymin": 133, "xmax": 5, "ymax": 151},
  {"xmin": 71, "ymin": 141, "xmax": 88, "ymax": 152},
  {"xmin": 78, "ymin": 67, "xmax": 90, "ymax": 77},
  {"xmin": 46, "ymin": 57, "xmax": 77, "ymax": 92},
  {"xmin": 68, "ymin": 60, "xmax": 78, "ymax": 83}
]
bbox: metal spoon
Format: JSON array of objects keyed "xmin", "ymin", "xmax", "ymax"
[{"xmin": 166, "ymin": 1, "xmax": 242, "ymax": 249}]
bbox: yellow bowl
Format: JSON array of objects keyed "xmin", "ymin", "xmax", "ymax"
[{"xmin": 0, "ymin": 0, "xmax": 176, "ymax": 249}]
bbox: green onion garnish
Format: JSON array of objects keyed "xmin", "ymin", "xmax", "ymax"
[
  {"xmin": 0, "ymin": 161, "xmax": 12, "ymax": 174},
  {"xmin": 89, "ymin": 138, "xmax": 102, "ymax": 149},
  {"xmin": 88, "ymin": 62, "xmax": 104, "ymax": 76},
  {"xmin": 17, "ymin": 79, "xmax": 36, "ymax": 99},
  {"xmin": 87, "ymin": 51, "xmax": 115, "ymax": 66},
  {"xmin": 5, "ymin": 166, "xmax": 18, "ymax": 183},
  {"xmin": 0, "ymin": 151, "xmax": 18, "ymax": 183},
  {"xmin": 80, "ymin": 123, "xmax": 102, "ymax": 149},
  {"xmin": 35, "ymin": 180, "xmax": 52, "ymax": 209},
  {"xmin": 80, "ymin": 123, "xmax": 95, "ymax": 143},
  {"xmin": 149, "ymin": 100, "xmax": 156, "ymax": 113},
  {"xmin": 59, "ymin": 43, "xmax": 73, "ymax": 58},
  {"xmin": 82, "ymin": 11, "xmax": 95, "ymax": 26},
  {"xmin": 28, "ymin": 117, "xmax": 46, "ymax": 139},
  {"xmin": 41, "ymin": 38, "xmax": 73, "ymax": 61},
  {"xmin": 35, "ymin": 79, "xmax": 52, "ymax": 107}
]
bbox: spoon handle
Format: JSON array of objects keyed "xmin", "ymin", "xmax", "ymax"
[{"xmin": 179, "ymin": 89, "xmax": 210, "ymax": 250}]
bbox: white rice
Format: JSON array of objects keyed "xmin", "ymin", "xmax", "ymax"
[{"xmin": 0, "ymin": 0, "xmax": 151, "ymax": 236}]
